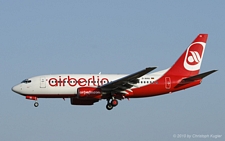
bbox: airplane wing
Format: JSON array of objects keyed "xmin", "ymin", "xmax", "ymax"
[{"xmin": 99, "ymin": 67, "xmax": 157, "ymax": 94}]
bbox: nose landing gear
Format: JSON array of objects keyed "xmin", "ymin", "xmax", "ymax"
[
  {"xmin": 26, "ymin": 96, "xmax": 39, "ymax": 107},
  {"xmin": 34, "ymin": 101, "xmax": 39, "ymax": 107}
]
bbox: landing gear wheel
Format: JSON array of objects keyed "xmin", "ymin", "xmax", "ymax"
[
  {"xmin": 111, "ymin": 99, "xmax": 118, "ymax": 107},
  {"xmin": 106, "ymin": 103, "xmax": 113, "ymax": 110},
  {"xmin": 34, "ymin": 102, "xmax": 39, "ymax": 107}
]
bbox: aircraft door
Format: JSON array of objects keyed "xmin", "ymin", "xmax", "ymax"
[
  {"xmin": 165, "ymin": 77, "xmax": 171, "ymax": 89},
  {"xmin": 40, "ymin": 77, "xmax": 46, "ymax": 88}
]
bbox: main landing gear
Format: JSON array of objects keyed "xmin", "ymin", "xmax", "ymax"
[{"xmin": 106, "ymin": 99, "xmax": 118, "ymax": 110}]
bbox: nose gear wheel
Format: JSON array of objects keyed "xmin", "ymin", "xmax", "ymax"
[{"xmin": 34, "ymin": 102, "xmax": 39, "ymax": 107}]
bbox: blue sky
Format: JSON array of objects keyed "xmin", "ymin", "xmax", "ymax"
[{"xmin": 1, "ymin": 1, "xmax": 224, "ymax": 140}]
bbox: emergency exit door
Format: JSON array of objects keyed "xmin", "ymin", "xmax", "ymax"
[{"xmin": 165, "ymin": 77, "xmax": 171, "ymax": 89}]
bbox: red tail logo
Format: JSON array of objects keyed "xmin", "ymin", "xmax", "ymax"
[{"xmin": 184, "ymin": 42, "xmax": 205, "ymax": 71}]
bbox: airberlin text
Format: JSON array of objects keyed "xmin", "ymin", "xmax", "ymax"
[{"xmin": 49, "ymin": 76, "xmax": 109, "ymax": 87}]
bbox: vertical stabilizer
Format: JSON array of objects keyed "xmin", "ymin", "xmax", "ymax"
[{"xmin": 164, "ymin": 34, "xmax": 208, "ymax": 77}]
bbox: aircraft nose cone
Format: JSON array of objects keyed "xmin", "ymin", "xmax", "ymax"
[{"xmin": 12, "ymin": 85, "xmax": 21, "ymax": 94}]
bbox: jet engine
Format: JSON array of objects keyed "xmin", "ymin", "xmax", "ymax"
[{"xmin": 70, "ymin": 87, "xmax": 102, "ymax": 105}]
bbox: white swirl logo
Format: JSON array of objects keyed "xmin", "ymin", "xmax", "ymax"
[
  {"xmin": 188, "ymin": 51, "xmax": 201, "ymax": 64},
  {"xmin": 184, "ymin": 42, "xmax": 206, "ymax": 71}
]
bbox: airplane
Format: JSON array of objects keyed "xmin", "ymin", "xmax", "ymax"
[{"xmin": 12, "ymin": 34, "xmax": 217, "ymax": 110}]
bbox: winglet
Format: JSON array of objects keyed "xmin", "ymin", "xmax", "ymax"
[
  {"xmin": 128, "ymin": 67, "xmax": 157, "ymax": 79},
  {"xmin": 145, "ymin": 67, "xmax": 157, "ymax": 73}
]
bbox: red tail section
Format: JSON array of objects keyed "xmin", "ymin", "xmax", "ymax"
[{"xmin": 164, "ymin": 34, "xmax": 208, "ymax": 77}]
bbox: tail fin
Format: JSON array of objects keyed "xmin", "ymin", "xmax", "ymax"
[{"xmin": 165, "ymin": 34, "xmax": 208, "ymax": 77}]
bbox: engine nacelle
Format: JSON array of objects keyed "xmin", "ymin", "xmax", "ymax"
[{"xmin": 77, "ymin": 87, "xmax": 102, "ymax": 99}]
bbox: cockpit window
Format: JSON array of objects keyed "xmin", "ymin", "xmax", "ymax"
[{"xmin": 21, "ymin": 79, "xmax": 32, "ymax": 84}]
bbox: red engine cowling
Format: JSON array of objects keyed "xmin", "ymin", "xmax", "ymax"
[{"xmin": 77, "ymin": 87, "xmax": 102, "ymax": 99}]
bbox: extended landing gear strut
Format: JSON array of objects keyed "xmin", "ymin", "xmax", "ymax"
[
  {"xmin": 26, "ymin": 96, "xmax": 39, "ymax": 107},
  {"xmin": 106, "ymin": 98, "xmax": 118, "ymax": 110}
]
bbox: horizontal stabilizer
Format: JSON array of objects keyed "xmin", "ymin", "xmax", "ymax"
[
  {"xmin": 175, "ymin": 70, "xmax": 217, "ymax": 88},
  {"xmin": 183, "ymin": 70, "xmax": 217, "ymax": 82}
]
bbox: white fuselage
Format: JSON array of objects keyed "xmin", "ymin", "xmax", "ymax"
[{"xmin": 12, "ymin": 69, "xmax": 168, "ymax": 97}]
